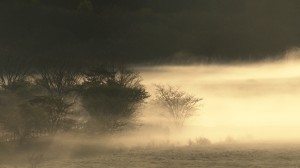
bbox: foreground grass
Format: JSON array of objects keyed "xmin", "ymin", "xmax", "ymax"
[{"xmin": 2, "ymin": 137, "xmax": 300, "ymax": 168}]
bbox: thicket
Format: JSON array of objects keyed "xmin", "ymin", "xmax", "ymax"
[{"xmin": 0, "ymin": 59, "xmax": 149, "ymax": 144}]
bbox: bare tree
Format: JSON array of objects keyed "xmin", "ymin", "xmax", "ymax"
[
  {"xmin": 34, "ymin": 64, "xmax": 81, "ymax": 133},
  {"xmin": 154, "ymin": 85, "xmax": 202, "ymax": 127},
  {"xmin": 28, "ymin": 96, "xmax": 72, "ymax": 134},
  {"xmin": 36, "ymin": 65, "xmax": 80, "ymax": 97}
]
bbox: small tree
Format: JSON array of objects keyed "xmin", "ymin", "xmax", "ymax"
[
  {"xmin": 34, "ymin": 64, "xmax": 80, "ymax": 133},
  {"xmin": 81, "ymin": 64, "xmax": 149, "ymax": 132},
  {"xmin": 154, "ymin": 85, "xmax": 201, "ymax": 127},
  {"xmin": 28, "ymin": 96, "xmax": 73, "ymax": 134}
]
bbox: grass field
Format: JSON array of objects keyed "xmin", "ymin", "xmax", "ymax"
[{"xmin": 2, "ymin": 141, "xmax": 300, "ymax": 168}]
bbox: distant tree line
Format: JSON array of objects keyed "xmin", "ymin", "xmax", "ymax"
[
  {"xmin": 0, "ymin": 57, "xmax": 201, "ymax": 144},
  {"xmin": 0, "ymin": 56, "xmax": 150, "ymax": 143}
]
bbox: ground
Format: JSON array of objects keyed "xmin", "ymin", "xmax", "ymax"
[{"xmin": 1, "ymin": 142, "xmax": 300, "ymax": 168}]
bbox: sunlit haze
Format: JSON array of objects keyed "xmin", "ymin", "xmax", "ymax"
[
  {"xmin": 138, "ymin": 49, "xmax": 300, "ymax": 142},
  {"xmin": 3, "ymin": 1, "xmax": 300, "ymax": 167}
]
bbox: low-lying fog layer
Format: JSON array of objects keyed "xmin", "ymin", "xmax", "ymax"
[
  {"xmin": 3, "ymin": 51, "xmax": 300, "ymax": 168},
  {"xmin": 138, "ymin": 49, "xmax": 300, "ymax": 142}
]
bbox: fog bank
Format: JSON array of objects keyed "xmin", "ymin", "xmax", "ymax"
[{"xmin": 138, "ymin": 49, "xmax": 300, "ymax": 142}]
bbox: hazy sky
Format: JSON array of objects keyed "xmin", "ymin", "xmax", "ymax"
[
  {"xmin": 138, "ymin": 49, "xmax": 300, "ymax": 142},
  {"xmin": 1, "ymin": 0, "xmax": 300, "ymax": 142}
]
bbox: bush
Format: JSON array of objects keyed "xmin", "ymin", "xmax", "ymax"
[
  {"xmin": 81, "ymin": 65, "xmax": 149, "ymax": 132},
  {"xmin": 188, "ymin": 137, "xmax": 211, "ymax": 146}
]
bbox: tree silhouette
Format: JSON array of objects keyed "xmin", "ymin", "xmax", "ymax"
[
  {"xmin": 33, "ymin": 64, "xmax": 80, "ymax": 133},
  {"xmin": 36, "ymin": 65, "xmax": 80, "ymax": 97},
  {"xmin": 154, "ymin": 85, "xmax": 201, "ymax": 127},
  {"xmin": 81, "ymin": 64, "xmax": 149, "ymax": 132}
]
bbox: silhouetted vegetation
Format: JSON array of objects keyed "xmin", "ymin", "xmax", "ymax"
[
  {"xmin": 81, "ymin": 64, "xmax": 149, "ymax": 132},
  {"xmin": 33, "ymin": 65, "xmax": 81, "ymax": 133},
  {"xmin": 0, "ymin": 60, "xmax": 150, "ymax": 142},
  {"xmin": 154, "ymin": 85, "xmax": 201, "ymax": 127}
]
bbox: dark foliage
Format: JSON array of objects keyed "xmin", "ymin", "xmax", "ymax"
[
  {"xmin": 81, "ymin": 65, "xmax": 149, "ymax": 132},
  {"xmin": 33, "ymin": 65, "xmax": 81, "ymax": 133},
  {"xmin": 28, "ymin": 96, "xmax": 73, "ymax": 133}
]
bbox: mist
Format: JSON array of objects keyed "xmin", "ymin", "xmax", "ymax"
[
  {"xmin": 2, "ymin": 1, "xmax": 300, "ymax": 167},
  {"xmin": 2, "ymin": 54, "xmax": 300, "ymax": 168},
  {"xmin": 137, "ymin": 48, "xmax": 300, "ymax": 142}
]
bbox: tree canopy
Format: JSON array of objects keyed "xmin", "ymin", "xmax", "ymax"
[{"xmin": 81, "ymin": 65, "xmax": 149, "ymax": 132}]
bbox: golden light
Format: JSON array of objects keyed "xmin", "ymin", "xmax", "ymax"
[{"xmin": 138, "ymin": 50, "xmax": 300, "ymax": 142}]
